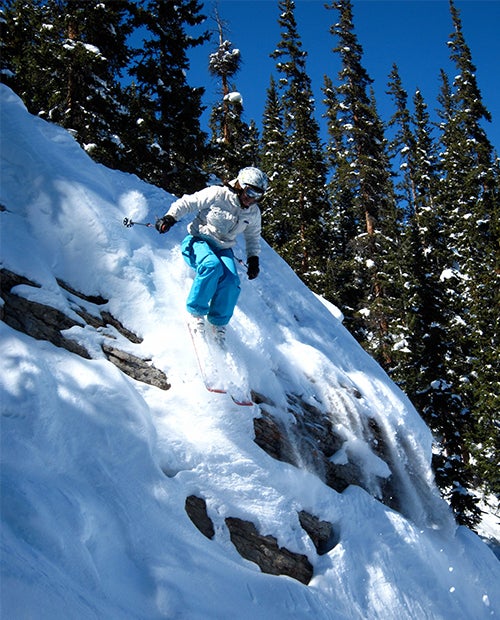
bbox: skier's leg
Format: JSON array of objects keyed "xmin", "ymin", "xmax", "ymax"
[
  {"xmin": 207, "ymin": 250, "xmax": 241, "ymax": 326},
  {"xmin": 181, "ymin": 237, "xmax": 224, "ymax": 317}
]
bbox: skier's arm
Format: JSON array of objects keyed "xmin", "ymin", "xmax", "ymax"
[
  {"xmin": 166, "ymin": 187, "xmax": 221, "ymax": 222},
  {"xmin": 243, "ymin": 209, "xmax": 261, "ymax": 259},
  {"xmin": 156, "ymin": 186, "xmax": 223, "ymax": 234},
  {"xmin": 244, "ymin": 210, "xmax": 261, "ymax": 279}
]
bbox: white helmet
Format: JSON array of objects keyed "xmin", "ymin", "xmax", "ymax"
[{"xmin": 237, "ymin": 167, "xmax": 269, "ymax": 193}]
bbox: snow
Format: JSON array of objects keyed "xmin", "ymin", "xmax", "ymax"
[
  {"xmin": 440, "ymin": 268, "xmax": 455, "ymax": 281},
  {"xmin": 1, "ymin": 84, "xmax": 499, "ymax": 619},
  {"xmin": 224, "ymin": 91, "xmax": 243, "ymax": 105}
]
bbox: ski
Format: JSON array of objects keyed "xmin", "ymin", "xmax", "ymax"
[
  {"xmin": 187, "ymin": 320, "xmax": 226, "ymax": 394},
  {"xmin": 229, "ymin": 390, "xmax": 254, "ymax": 407},
  {"xmin": 187, "ymin": 320, "xmax": 253, "ymax": 406},
  {"xmin": 209, "ymin": 337, "xmax": 254, "ymax": 407}
]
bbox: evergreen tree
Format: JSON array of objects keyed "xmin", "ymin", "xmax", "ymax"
[
  {"xmin": 1, "ymin": 0, "xmax": 135, "ymax": 169},
  {"xmin": 1, "ymin": 0, "xmax": 52, "ymax": 112},
  {"xmin": 384, "ymin": 70, "xmax": 446, "ymax": 387},
  {"xmin": 323, "ymin": 0, "xmax": 402, "ymax": 367},
  {"xmin": 269, "ymin": 0, "xmax": 330, "ymax": 293},
  {"xmin": 206, "ymin": 10, "xmax": 259, "ymax": 181},
  {"xmin": 322, "ymin": 75, "xmax": 358, "ymax": 308},
  {"xmin": 386, "ymin": 64, "xmax": 417, "ymax": 217},
  {"xmin": 385, "ymin": 73, "xmax": 476, "ymax": 522},
  {"xmin": 127, "ymin": 0, "xmax": 209, "ymax": 195},
  {"xmin": 434, "ymin": 0, "xmax": 499, "ymax": 519},
  {"xmin": 384, "ymin": 65, "xmax": 419, "ymax": 381},
  {"xmin": 244, "ymin": 120, "xmax": 263, "ymax": 167},
  {"xmin": 55, "ymin": 0, "xmax": 135, "ymax": 168},
  {"xmin": 402, "ymin": 88, "xmax": 447, "ymax": 406},
  {"xmin": 261, "ymin": 76, "xmax": 291, "ymax": 250}
]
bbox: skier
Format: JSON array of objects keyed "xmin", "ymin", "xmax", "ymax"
[{"xmin": 155, "ymin": 166, "xmax": 268, "ymax": 346}]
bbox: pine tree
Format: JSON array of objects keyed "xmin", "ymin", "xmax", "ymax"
[
  {"xmin": 1, "ymin": 0, "xmax": 52, "ymax": 112},
  {"xmin": 127, "ymin": 0, "xmax": 209, "ymax": 195},
  {"xmin": 323, "ymin": 0, "xmax": 402, "ymax": 367},
  {"xmin": 206, "ymin": 10, "xmax": 259, "ymax": 181},
  {"xmin": 322, "ymin": 77, "xmax": 357, "ymax": 248},
  {"xmin": 386, "ymin": 64, "xmax": 417, "ymax": 217},
  {"xmin": 384, "ymin": 65, "xmax": 419, "ymax": 382},
  {"xmin": 434, "ymin": 0, "xmax": 499, "ymax": 519},
  {"xmin": 402, "ymin": 88, "xmax": 448, "ymax": 405},
  {"xmin": 261, "ymin": 76, "xmax": 291, "ymax": 250},
  {"xmin": 322, "ymin": 75, "xmax": 363, "ymax": 322},
  {"xmin": 385, "ymin": 70, "xmax": 446, "ymax": 388},
  {"xmin": 57, "ymin": 0, "xmax": 135, "ymax": 168},
  {"xmin": 385, "ymin": 75, "xmax": 474, "ymax": 521},
  {"xmin": 269, "ymin": 0, "xmax": 330, "ymax": 293},
  {"xmin": 1, "ymin": 0, "xmax": 135, "ymax": 169}
]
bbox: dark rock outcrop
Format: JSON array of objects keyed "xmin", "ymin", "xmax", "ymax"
[
  {"xmin": 225, "ymin": 517, "xmax": 313, "ymax": 585},
  {"xmin": 0, "ymin": 268, "xmax": 169, "ymax": 389},
  {"xmin": 253, "ymin": 391, "xmax": 400, "ymax": 511},
  {"xmin": 185, "ymin": 496, "xmax": 215, "ymax": 540},
  {"xmin": 254, "ymin": 396, "xmax": 362, "ymax": 494},
  {"xmin": 298, "ymin": 510, "xmax": 338, "ymax": 556},
  {"xmin": 1, "ymin": 270, "xmax": 91, "ymax": 358}
]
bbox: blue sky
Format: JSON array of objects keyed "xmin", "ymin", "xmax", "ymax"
[{"xmin": 187, "ymin": 0, "xmax": 500, "ymax": 154}]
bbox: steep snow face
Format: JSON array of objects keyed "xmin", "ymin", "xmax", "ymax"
[{"xmin": 1, "ymin": 85, "xmax": 499, "ymax": 619}]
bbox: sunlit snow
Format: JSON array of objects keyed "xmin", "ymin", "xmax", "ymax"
[{"xmin": 1, "ymin": 85, "xmax": 498, "ymax": 620}]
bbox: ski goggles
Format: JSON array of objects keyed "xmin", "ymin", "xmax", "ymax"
[{"xmin": 243, "ymin": 185, "xmax": 265, "ymax": 200}]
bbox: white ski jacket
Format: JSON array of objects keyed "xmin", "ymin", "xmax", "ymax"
[{"xmin": 166, "ymin": 184, "xmax": 261, "ymax": 258}]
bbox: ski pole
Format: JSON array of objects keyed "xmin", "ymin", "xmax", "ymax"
[
  {"xmin": 123, "ymin": 217, "xmax": 156, "ymax": 228},
  {"xmin": 234, "ymin": 255, "xmax": 248, "ymax": 269}
]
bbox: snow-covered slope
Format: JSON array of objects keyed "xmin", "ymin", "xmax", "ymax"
[{"xmin": 1, "ymin": 85, "xmax": 498, "ymax": 619}]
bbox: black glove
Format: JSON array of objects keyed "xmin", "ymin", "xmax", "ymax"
[
  {"xmin": 155, "ymin": 215, "xmax": 176, "ymax": 234},
  {"xmin": 247, "ymin": 256, "xmax": 260, "ymax": 280}
]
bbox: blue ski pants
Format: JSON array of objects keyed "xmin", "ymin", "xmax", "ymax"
[{"xmin": 181, "ymin": 235, "xmax": 241, "ymax": 326}]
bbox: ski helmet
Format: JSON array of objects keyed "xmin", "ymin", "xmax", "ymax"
[{"xmin": 237, "ymin": 167, "xmax": 269, "ymax": 193}]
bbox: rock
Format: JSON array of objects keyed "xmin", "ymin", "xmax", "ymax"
[
  {"xmin": 56, "ymin": 278, "xmax": 108, "ymax": 306},
  {"xmin": 0, "ymin": 268, "xmax": 169, "ymax": 390},
  {"xmin": 298, "ymin": 510, "xmax": 338, "ymax": 555},
  {"xmin": 1, "ymin": 273, "xmax": 91, "ymax": 358},
  {"xmin": 101, "ymin": 344, "xmax": 170, "ymax": 390},
  {"xmin": 225, "ymin": 517, "xmax": 313, "ymax": 585},
  {"xmin": 253, "ymin": 412, "xmax": 297, "ymax": 466},
  {"xmin": 185, "ymin": 496, "xmax": 215, "ymax": 540},
  {"xmin": 253, "ymin": 397, "xmax": 361, "ymax": 494},
  {"xmin": 253, "ymin": 391, "xmax": 400, "ymax": 507}
]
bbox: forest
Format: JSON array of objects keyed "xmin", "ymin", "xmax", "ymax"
[{"xmin": 1, "ymin": 0, "xmax": 498, "ymax": 529}]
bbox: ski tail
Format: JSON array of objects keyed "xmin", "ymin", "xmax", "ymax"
[
  {"xmin": 187, "ymin": 320, "xmax": 227, "ymax": 394},
  {"xmin": 230, "ymin": 394, "xmax": 254, "ymax": 407},
  {"xmin": 187, "ymin": 319, "xmax": 254, "ymax": 406}
]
